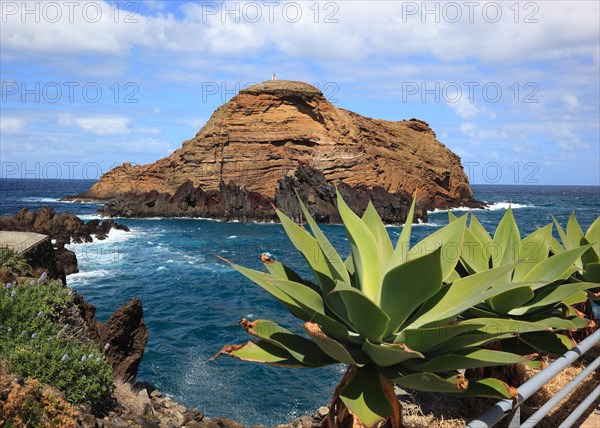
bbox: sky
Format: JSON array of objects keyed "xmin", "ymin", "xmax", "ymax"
[{"xmin": 0, "ymin": 0, "xmax": 599, "ymax": 185}]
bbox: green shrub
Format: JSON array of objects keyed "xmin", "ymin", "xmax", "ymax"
[
  {"xmin": 0, "ymin": 247, "xmax": 31, "ymax": 277},
  {"xmin": 0, "ymin": 278, "xmax": 113, "ymax": 405}
]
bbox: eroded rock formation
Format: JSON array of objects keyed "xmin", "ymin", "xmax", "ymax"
[{"xmin": 69, "ymin": 80, "xmax": 482, "ymax": 221}]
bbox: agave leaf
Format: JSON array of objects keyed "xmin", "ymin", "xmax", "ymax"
[
  {"xmin": 561, "ymin": 290, "xmax": 588, "ymax": 306},
  {"xmin": 362, "ymin": 202, "xmax": 394, "ymax": 266},
  {"xmin": 362, "ymin": 340, "xmax": 424, "ymax": 367},
  {"xmin": 407, "ymin": 214, "xmax": 467, "ymax": 281},
  {"xmin": 552, "ymin": 214, "xmax": 570, "ymax": 249},
  {"xmin": 394, "ymin": 372, "xmax": 466, "ymax": 393},
  {"xmin": 448, "ymin": 210, "xmax": 458, "ymax": 222},
  {"xmin": 488, "ymin": 286, "xmax": 534, "ymax": 314},
  {"xmin": 303, "ymin": 322, "xmax": 369, "ymax": 365},
  {"xmin": 394, "ymin": 322, "xmax": 485, "ymax": 351},
  {"xmin": 549, "ymin": 236, "xmax": 565, "ymax": 255},
  {"xmin": 340, "ymin": 365, "xmax": 392, "ymax": 426},
  {"xmin": 404, "ymin": 349, "xmax": 536, "ymax": 372},
  {"xmin": 275, "ymin": 208, "xmax": 338, "ymax": 293},
  {"xmin": 566, "ymin": 211, "xmax": 585, "ymax": 251},
  {"xmin": 230, "ymin": 262, "xmax": 312, "ymax": 321},
  {"xmin": 509, "ymin": 282, "xmax": 597, "ymax": 316},
  {"xmin": 523, "ymin": 246, "xmax": 591, "ymax": 287},
  {"xmin": 460, "ymin": 227, "xmax": 489, "ymax": 273},
  {"xmin": 492, "ymin": 207, "xmax": 520, "ymax": 268},
  {"xmin": 265, "ymin": 260, "xmax": 307, "ymax": 284},
  {"xmin": 267, "ymin": 277, "xmax": 353, "ymax": 341},
  {"xmin": 431, "ymin": 319, "xmax": 551, "ymax": 354},
  {"xmin": 380, "ymin": 248, "xmax": 443, "ymax": 336},
  {"xmin": 530, "ymin": 316, "xmax": 580, "ymax": 331},
  {"xmin": 241, "ymin": 319, "xmax": 335, "ymax": 365},
  {"xmin": 583, "ymin": 262, "xmax": 600, "ymax": 283},
  {"xmin": 517, "ymin": 332, "xmax": 575, "ymax": 355},
  {"xmin": 585, "ymin": 216, "xmax": 600, "ymax": 258},
  {"xmin": 296, "ymin": 194, "xmax": 351, "ymax": 284},
  {"xmin": 513, "ymin": 224, "xmax": 552, "ymax": 281},
  {"xmin": 459, "ymin": 378, "xmax": 517, "ymax": 399},
  {"xmin": 388, "ymin": 193, "xmax": 417, "ymax": 271},
  {"xmin": 336, "ymin": 189, "xmax": 382, "ymax": 302},
  {"xmin": 329, "ymin": 281, "xmax": 390, "ymax": 341},
  {"xmin": 470, "ymin": 213, "xmax": 493, "ymax": 257},
  {"xmin": 411, "ymin": 262, "xmax": 519, "ymax": 326},
  {"xmin": 214, "ymin": 340, "xmax": 322, "ymax": 367}
]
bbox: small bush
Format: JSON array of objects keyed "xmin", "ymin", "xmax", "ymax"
[
  {"xmin": 0, "ymin": 375, "xmax": 79, "ymax": 428},
  {"xmin": 0, "ymin": 247, "xmax": 31, "ymax": 278},
  {"xmin": 0, "ymin": 278, "xmax": 113, "ymax": 405}
]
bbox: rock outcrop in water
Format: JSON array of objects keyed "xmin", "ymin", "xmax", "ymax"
[
  {"xmin": 68, "ymin": 80, "xmax": 482, "ymax": 222},
  {"xmin": 0, "ymin": 207, "xmax": 130, "ymax": 276}
]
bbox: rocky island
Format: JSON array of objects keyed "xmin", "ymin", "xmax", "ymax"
[{"xmin": 65, "ymin": 80, "xmax": 482, "ymax": 223}]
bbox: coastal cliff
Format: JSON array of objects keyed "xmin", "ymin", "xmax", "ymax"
[{"xmin": 70, "ymin": 80, "xmax": 482, "ymax": 222}]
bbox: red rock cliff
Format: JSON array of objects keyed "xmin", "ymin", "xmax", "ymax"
[{"xmin": 82, "ymin": 80, "xmax": 476, "ymax": 210}]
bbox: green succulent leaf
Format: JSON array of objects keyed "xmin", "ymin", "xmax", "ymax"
[
  {"xmin": 215, "ymin": 340, "xmax": 322, "ymax": 368},
  {"xmin": 394, "ymin": 372, "xmax": 466, "ymax": 393},
  {"xmin": 460, "ymin": 227, "xmax": 489, "ymax": 273},
  {"xmin": 303, "ymin": 323, "xmax": 369, "ymax": 366},
  {"xmin": 362, "ymin": 202, "xmax": 394, "ymax": 267},
  {"xmin": 229, "ymin": 262, "xmax": 312, "ymax": 321},
  {"xmin": 388, "ymin": 194, "xmax": 417, "ymax": 271},
  {"xmin": 509, "ymin": 282, "xmax": 597, "ymax": 316},
  {"xmin": 336, "ymin": 189, "xmax": 382, "ymax": 302},
  {"xmin": 459, "ymin": 378, "xmax": 517, "ymax": 399},
  {"xmin": 407, "ymin": 214, "xmax": 467, "ymax": 281},
  {"xmin": 340, "ymin": 365, "xmax": 392, "ymax": 426},
  {"xmin": 517, "ymin": 332, "xmax": 575, "ymax": 355},
  {"xmin": 469, "ymin": 213, "xmax": 493, "ymax": 257},
  {"xmin": 394, "ymin": 322, "xmax": 485, "ymax": 352},
  {"xmin": 492, "ymin": 207, "xmax": 520, "ymax": 267},
  {"xmin": 275, "ymin": 208, "xmax": 338, "ymax": 293},
  {"xmin": 583, "ymin": 262, "xmax": 600, "ymax": 283},
  {"xmin": 296, "ymin": 194, "xmax": 351, "ymax": 284},
  {"xmin": 380, "ymin": 247, "xmax": 443, "ymax": 336},
  {"xmin": 403, "ymin": 349, "xmax": 536, "ymax": 372},
  {"xmin": 523, "ymin": 246, "xmax": 591, "ymax": 287},
  {"xmin": 567, "ymin": 211, "xmax": 585, "ymax": 252},
  {"xmin": 241, "ymin": 319, "xmax": 335, "ymax": 365},
  {"xmin": 411, "ymin": 262, "xmax": 519, "ymax": 326},
  {"xmin": 362, "ymin": 339, "xmax": 424, "ymax": 367},
  {"xmin": 448, "ymin": 210, "xmax": 458, "ymax": 222},
  {"xmin": 513, "ymin": 224, "xmax": 552, "ymax": 282},
  {"xmin": 329, "ymin": 281, "xmax": 390, "ymax": 341},
  {"xmin": 487, "ymin": 286, "xmax": 534, "ymax": 314}
]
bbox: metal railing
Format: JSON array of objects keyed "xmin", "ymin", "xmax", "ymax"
[{"xmin": 466, "ymin": 329, "xmax": 600, "ymax": 428}]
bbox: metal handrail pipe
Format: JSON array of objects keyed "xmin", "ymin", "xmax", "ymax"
[
  {"xmin": 519, "ymin": 356, "xmax": 599, "ymax": 428},
  {"xmin": 560, "ymin": 384, "xmax": 600, "ymax": 427},
  {"xmin": 466, "ymin": 329, "xmax": 600, "ymax": 428}
]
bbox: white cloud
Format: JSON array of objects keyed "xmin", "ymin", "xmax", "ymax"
[
  {"xmin": 176, "ymin": 118, "xmax": 207, "ymax": 129},
  {"xmin": 459, "ymin": 122, "xmax": 508, "ymax": 140},
  {"xmin": 561, "ymin": 94, "xmax": 580, "ymax": 110},
  {"xmin": 58, "ymin": 115, "xmax": 132, "ymax": 136},
  {"xmin": 0, "ymin": 118, "xmax": 27, "ymax": 134}
]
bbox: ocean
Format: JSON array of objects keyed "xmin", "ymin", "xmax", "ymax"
[{"xmin": 1, "ymin": 179, "xmax": 599, "ymax": 426}]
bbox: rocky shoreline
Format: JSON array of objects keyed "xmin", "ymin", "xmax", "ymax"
[
  {"xmin": 0, "ymin": 207, "xmax": 130, "ymax": 279},
  {"xmin": 72, "ymin": 164, "xmax": 435, "ymax": 224}
]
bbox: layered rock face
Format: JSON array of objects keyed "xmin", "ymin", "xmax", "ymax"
[{"xmin": 76, "ymin": 80, "xmax": 481, "ymax": 219}]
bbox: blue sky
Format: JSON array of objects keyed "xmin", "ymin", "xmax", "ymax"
[{"xmin": 1, "ymin": 0, "xmax": 599, "ymax": 185}]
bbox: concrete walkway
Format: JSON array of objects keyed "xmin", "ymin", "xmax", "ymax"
[{"xmin": 0, "ymin": 231, "xmax": 49, "ymax": 254}]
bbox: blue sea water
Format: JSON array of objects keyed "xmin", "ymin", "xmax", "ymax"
[{"xmin": 1, "ymin": 179, "xmax": 599, "ymax": 426}]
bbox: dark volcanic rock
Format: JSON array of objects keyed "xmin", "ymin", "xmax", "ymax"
[
  {"xmin": 0, "ymin": 207, "xmax": 130, "ymax": 277},
  {"xmin": 98, "ymin": 164, "xmax": 428, "ymax": 224},
  {"xmin": 98, "ymin": 298, "xmax": 148, "ymax": 382}
]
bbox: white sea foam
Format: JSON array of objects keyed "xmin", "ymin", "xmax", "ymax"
[
  {"xmin": 227, "ymin": 235, "xmax": 237, "ymax": 239},
  {"xmin": 428, "ymin": 202, "xmax": 532, "ymax": 214},
  {"xmin": 156, "ymin": 266, "xmax": 167, "ymax": 271},
  {"xmin": 76, "ymin": 214, "xmax": 104, "ymax": 221},
  {"xmin": 67, "ymin": 269, "xmax": 111, "ymax": 286}
]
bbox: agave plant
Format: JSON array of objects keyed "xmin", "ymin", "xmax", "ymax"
[
  {"xmin": 213, "ymin": 192, "xmax": 551, "ymax": 427},
  {"xmin": 550, "ymin": 212, "xmax": 600, "ymax": 294},
  {"xmin": 449, "ymin": 208, "xmax": 599, "ymax": 356}
]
